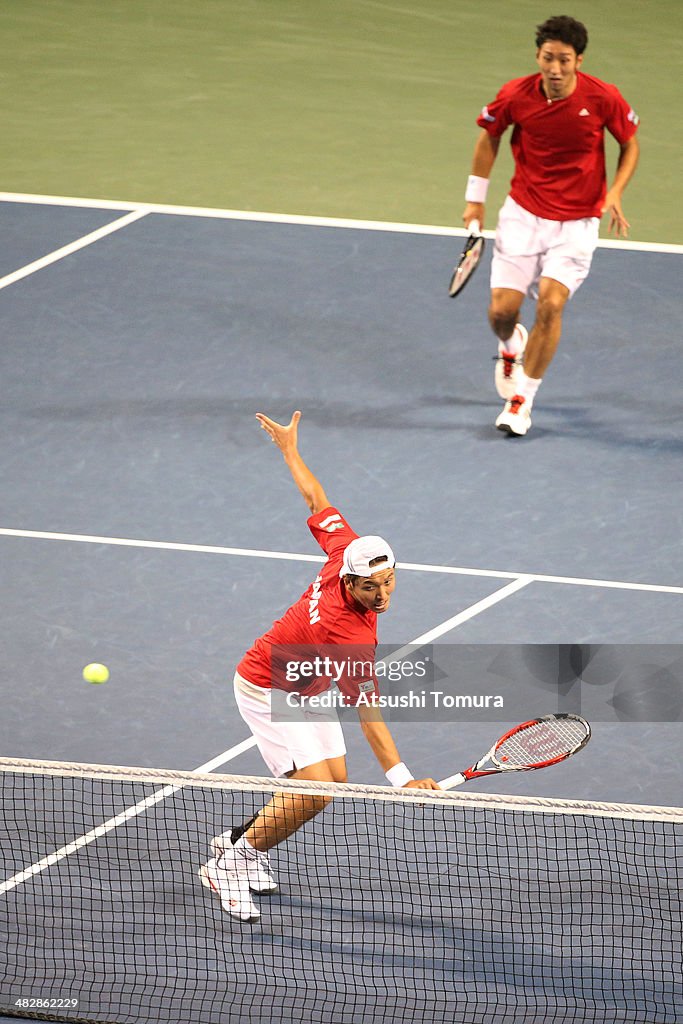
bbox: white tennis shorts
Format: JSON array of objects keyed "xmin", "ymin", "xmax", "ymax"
[
  {"xmin": 491, "ymin": 195, "xmax": 600, "ymax": 298},
  {"xmin": 233, "ymin": 671, "xmax": 346, "ymax": 777}
]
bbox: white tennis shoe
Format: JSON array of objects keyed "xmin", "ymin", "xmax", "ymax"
[
  {"xmin": 495, "ymin": 324, "xmax": 528, "ymax": 399},
  {"xmin": 211, "ymin": 832, "xmax": 278, "ymax": 894},
  {"xmin": 495, "ymin": 394, "xmax": 532, "ymax": 437},
  {"xmin": 199, "ymin": 855, "xmax": 260, "ymax": 923}
]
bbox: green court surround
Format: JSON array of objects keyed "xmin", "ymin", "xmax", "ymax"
[{"xmin": 3, "ymin": 0, "xmax": 681, "ymax": 242}]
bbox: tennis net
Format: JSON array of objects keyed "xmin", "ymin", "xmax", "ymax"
[{"xmin": 0, "ymin": 755, "xmax": 681, "ymax": 1024}]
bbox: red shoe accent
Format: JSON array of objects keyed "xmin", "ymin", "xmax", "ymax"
[
  {"xmin": 508, "ymin": 395, "xmax": 525, "ymax": 414},
  {"xmin": 501, "ymin": 351, "xmax": 516, "ymax": 378}
]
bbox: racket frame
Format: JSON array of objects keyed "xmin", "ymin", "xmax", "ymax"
[
  {"xmin": 448, "ymin": 220, "xmax": 485, "ymax": 298},
  {"xmin": 440, "ymin": 713, "xmax": 591, "ymax": 790}
]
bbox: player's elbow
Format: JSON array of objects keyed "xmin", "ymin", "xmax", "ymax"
[
  {"xmin": 621, "ymin": 136, "xmax": 639, "ymax": 163},
  {"xmin": 309, "ymin": 489, "xmax": 331, "ymax": 515}
]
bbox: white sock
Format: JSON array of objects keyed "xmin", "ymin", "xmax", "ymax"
[
  {"xmin": 233, "ymin": 835, "xmax": 258, "ymax": 860},
  {"xmin": 516, "ymin": 372, "xmax": 542, "ymax": 406},
  {"xmin": 500, "ymin": 323, "xmax": 524, "ymax": 356}
]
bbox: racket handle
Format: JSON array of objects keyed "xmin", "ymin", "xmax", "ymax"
[
  {"xmin": 468, "ymin": 219, "xmax": 481, "ymax": 237},
  {"xmin": 438, "ymin": 771, "xmax": 466, "ymax": 790}
]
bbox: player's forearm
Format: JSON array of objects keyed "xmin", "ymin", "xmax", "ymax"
[
  {"xmin": 610, "ymin": 136, "xmax": 639, "ymax": 195},
  {"xmin": 358, "ymin": 706, "xmax": 402, "ymax": 772},
  {"xmin": 463, "ymin": 131, "xmax": 500, "ymax": 227},
  {"xmin": 282, "ymin": 448, "xmax": 330, "ymax": 514},
  {"xmin": 358, "ymin": 703, "xmax": 439, "ymax": 790}
]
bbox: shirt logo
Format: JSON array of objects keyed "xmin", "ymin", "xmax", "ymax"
[
  {"xmin": 627, "ymin": 108, "xmax": 640, "ymax": 126},
  {"xmin": 309, "ymin": 575, "xmax": 323, "ymax": 625},
  {"xmin": 578, "ymin": 108, "xmax": 590, "ymax": 116},
  {"xmin": 318, "ymin": 513, "xmax": 344, "ymax": 533},
  {"xmin": 480, "ymin": 105, "xmax": 495, "ymax": 123}
]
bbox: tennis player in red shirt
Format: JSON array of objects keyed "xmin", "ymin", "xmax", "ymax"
[
  {"xmin": 462, "ymin": 15, "xmax": 639, "ymax": 436},
  {"xmin": 200, "ymin": 410, "xmax": 439, "ymax": 921}
]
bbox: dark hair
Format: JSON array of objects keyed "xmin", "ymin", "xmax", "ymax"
[
  {"xmin": 343, "ymin": 558, "xmax": 393, "ymax": 586},
  {"xmin": 535, "ymin": 15, "xmax": 588, "ymax": 55}
]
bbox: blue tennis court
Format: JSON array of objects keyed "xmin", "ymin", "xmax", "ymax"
[
  {"xmin": 0, "ymin": 194, "xmax": 682, "ymax": 1024},
  {"xmin": 2, "ymin": 2, "xmax": 682, "ymax": 1018},
  {"xmin": 0, "ymin": 194, "xmax": 681, "ymax": 802}
]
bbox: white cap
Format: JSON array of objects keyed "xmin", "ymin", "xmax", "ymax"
[{"xmin": 339, "ymin": 536, "xmax": 396, "ymax": 578}]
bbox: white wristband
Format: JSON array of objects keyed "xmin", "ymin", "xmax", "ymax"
[
  {"xmin": 386, "ymin": 762, "xmax": 414, "ymax": 787},
  {"xmin": 465, "ymin": 175, "xmax": 489, "ymax": 203}
]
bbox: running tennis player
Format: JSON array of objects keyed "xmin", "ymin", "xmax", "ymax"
[
  {"xmin": 200, "ymin": 410, "xmax": 439, "ymax": 921},
  {"xmin": 462, "ymin": 15, "xmax": 640, "ymax": 436}
]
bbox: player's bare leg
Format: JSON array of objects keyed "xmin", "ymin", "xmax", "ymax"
[
  {"xmin": 202, "ymin": 756, "xmax": 346, "ymax": 919},
  {"xmin": 493, "ymin": 278, "xmax": 570, "ymax": 436},
  {"xmin": 489, "ymin": 288, "xmax": 528, "ymax": 400},
  {"xmin": 489, "ymin": 287, "xmax": 524, "ymax": 342},
  {"xmin": 524, "ymin": 277, "xmax": 570, "ymax": 378},
  {"xmin": 245, "ymin": 756, "xmax": 347, "ymax": 851}
]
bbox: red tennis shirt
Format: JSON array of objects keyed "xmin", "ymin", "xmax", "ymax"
[
  {"xmin": 237, "ymin": 507, "xmax": 380, "ymax": 703},
  {"xmin": 477, "ymin": 72, "xmax": 639, "ymax": 220}
]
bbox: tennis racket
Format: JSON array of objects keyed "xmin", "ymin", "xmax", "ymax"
[
  {"xmin": 439, "ymin": 713, "xmax": 591, "ymax": 790},
  {"xmin": 448, "ymin": 219, "xmax": 485, "ymax": 298}
]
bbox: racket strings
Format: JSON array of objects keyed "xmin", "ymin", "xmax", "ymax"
[
  {"xmin": 496, "ymin": 718, "xmax": 589, "ymax": 767},
  {"xmin": 465, "ymin": 238, "xmax": 484, "ymax": 262},
  {"xmin": 460, "ymin": 252, "xmax": 478, "ymax": 273},
  {"xmin": 449, "ymin": 235, "xmax": 484, "ymax": 296}
]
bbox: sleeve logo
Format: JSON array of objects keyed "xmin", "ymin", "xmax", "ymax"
[
  {"xmin": 627, "ymin": 108, "xmax": 639, "ymax": 125},
  {"xmin": 318, "ymin": 512, "xmax": 344, "ymax": 533},
  {"xmin": 480, "ymin": 106, "xmax": 495, "ymax": 123},
  {"xmin": 359, "ymin": 680, "xmax": 376, "ymax": 693}
]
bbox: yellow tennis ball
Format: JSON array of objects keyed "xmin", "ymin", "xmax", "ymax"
[{"xmin": 83, "ymin": 663, "xmax": 109, "ymax": 684}]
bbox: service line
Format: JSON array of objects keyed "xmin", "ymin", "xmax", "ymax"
[{"xmin": 0, "ymin": 527, "xmax": 681, "ymax": 595}]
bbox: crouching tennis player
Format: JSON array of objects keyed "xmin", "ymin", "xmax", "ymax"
[{"xmin": 200, "ymin": 410, "xmax": 439, "ymax": 921}]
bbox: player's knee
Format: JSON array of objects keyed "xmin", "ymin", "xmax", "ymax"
[
  {"xmin": 536, "ymin": 292, "xmax": 567, "ymax": 324},
  {"xmin": 330, "ymin": 762, "xmax": 347, "ymax": 784},
  {"xmin": 489, "ymin": 287, "xmax": 523, "ymax": 334},
  {"xmin": 488, "ymin": 306, "xmax": 519, "ymax": 338}
]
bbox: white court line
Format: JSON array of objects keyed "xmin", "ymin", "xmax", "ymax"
[
  {"xmin": 0, "ymin": 579, "xmax": 530, "ymax": 895},
  {"xmin": 1, "ymin": 191, "xmax": 682, "ymax": 254},
  {"xmin": 385, "ymin": 576, "xmax": 534, "ymax": 661},
  {"xmin": 0, "ymin": 736, "xmax": 256, "ymax": 897},
  {"xmin": 398, "ymin": 560, "xmax": 683, "ymax": 595},
  {"xmin": 0, "ymin": 527, "xmax": 324, "ymax": 565},
  {"xmin": 0, "ymin": 527, "xmax": 681, "ymax": 595},
  {"xmin": 397, "ymin": 576, "xmax": 534, "ymax": 647},
  {"xmin": 0, "ymin": 208, "xmax": 149, "ymax": 292}
]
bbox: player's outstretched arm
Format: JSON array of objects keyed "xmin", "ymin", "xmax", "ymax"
[
  {"xmin": 462, "ymin": 129, "xmax": 500, "ymax": 231},
  {"xmin": 255, "ymin": 410, "xmax": 330, "ymax": 514},
  {"xmin": 357, "ymin": 702, "xmax": 440, "ymax": 790}
]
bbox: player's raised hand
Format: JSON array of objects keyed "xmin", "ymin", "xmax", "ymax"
[
  {"xmin": 255, "ymin": 410, "xmax": 329, "ymax": 513},
  {"xmin": 255, "ymin": 410, "xmax": 302, "ymax": 455}
]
